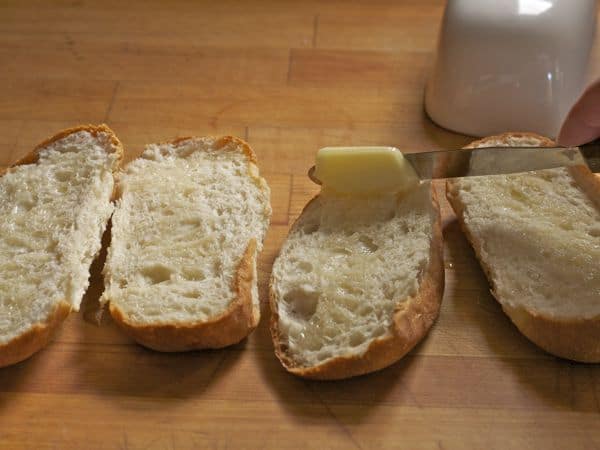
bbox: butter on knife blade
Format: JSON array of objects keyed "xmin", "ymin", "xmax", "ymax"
[
  {"xmin": 312, "ymin": 146, "xmax": 420, "ymax": 195},
  {"xmin": 309, "ymin": 144, "xmax": 598, "ymax": 193}
]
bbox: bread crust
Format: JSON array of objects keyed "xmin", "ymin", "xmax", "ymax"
[
  {"xmin": 0, "ymin": 124, "xmax": 123, "ymax": 368},
  {"xmin": 108, "ymin": 240, "xmax": 260, "ymax": 351},
  {"xmin": 163, "ymin": 135, "xmax": 258, "ymax": 165},
  {"xmin": 105, "ymin": 136, "xmax": 269, "ymax": 351},
  {"xmin": 446, "ymin": 132, "xmax": 600, "ymax": 363},
  {"xmin": 461, "ymin": 131, "xmax": 556, "ymax": 150},
  {"xmin": 269, "ymin": 184, "xmax": 444, "ymax": 380},
  {"xmin": 0, "ymin": 301, "xmax": 71, "ymax": 368},
  {"xmin": 0, "ymin": 124, "xmax": 124, "ymax": 177}
]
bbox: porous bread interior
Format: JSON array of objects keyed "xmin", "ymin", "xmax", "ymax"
[
  {"xmin": 453, "ymin": 139, "xmax": 600, "ymax": 319},
  {"xmin": 272, "ymin": 183, "xmax": 433, "ymax": 368},
  {"xmin": 102, "ymin": 137, "xmax": 271, "ymax": 326},
  {"xmin": 0, "ymin": 131, "xmax": 117, "ymax": 344}
]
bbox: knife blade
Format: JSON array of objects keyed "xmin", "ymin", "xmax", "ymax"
[
  {"xmin": 308, "ymin": 142, "xmax": 599, "ymax": 184},
  {"xmin": 403, "ymin": 142, "xmax": 599, "ymax": 179}
]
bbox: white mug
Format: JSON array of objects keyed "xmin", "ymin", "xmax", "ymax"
[{"xmin": 425, "ymin": 0, "xmax": 597, "ymax": 138}]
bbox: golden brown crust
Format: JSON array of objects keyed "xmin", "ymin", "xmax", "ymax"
[
  {"xmin": 108, "ymin": 240, "xmax": 260, "ymax": 351},
  {"xmin": 0, "ymin": 302, "xmax": 71, "ymax": 368},
  {"xmin": 142, "ymin": 135, "xmax": 257, "ymax": 165},
  {"xmin": 446, "ymin": 132, "xmax": 600, "ymax": 363},
  {"xmin": 462, "ymin": 131, "xmax": 556, "ymax": 149},
  {"xmin": 270, "ymin": 185, "xmax": 444, "ymax": 380},
  {"xmin": 0, "ymin": 124, "xmax": 123, "ymax": 367},
  {"xmin": 568, "ymin": 165, "xmax": 600, "ymax": 210},
  {"xmin": 502, "ymin": 305, "xmax": 600, "ymax": 362},
  {"xmin": 211, "ymin": 135, "xmax": 258, "ymax": 165},
  {"xmin": 1, "ymin": 124, "xmax": 124, "ymax": 176},
  {"xmin": 0, "ymin": 301, "xmax": 72, "ymax": 368}
]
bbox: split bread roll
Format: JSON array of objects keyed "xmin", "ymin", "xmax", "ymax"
[
  {"xmin": 446, "ymin": 132, "xmax": 600, "ymax": 362},
  {"xmin": 0, "ymin": 125, "xmax": 123, "ymax": 367},
  {"xmin": 270, "ymin": 182, "xmax": 444, "ymax": 379},
  {"xmin": 101, "ymin": 136, "xmax": 271, "ymax": 351}
]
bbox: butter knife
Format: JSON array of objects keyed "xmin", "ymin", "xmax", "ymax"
[{"xmin": 309, "ymin": 142, "xmax": 599, "ymax": 184}]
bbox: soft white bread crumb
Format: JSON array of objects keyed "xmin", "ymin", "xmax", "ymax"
[
  {"xmin": 447, "ymin": 132, "xmax": 600, "ymax": 362},
  {"xmin": 102, "ymin": 136, "xmax": 271, "ymax": 350},
  {"xmin": 0, "ymin": 125, "xmax": 121, "ymax": 364},
  {"xmin": 270, "ymin": 182, "xmax": 443, "ymax": 379},
  {"xmin": 451, "ymin": 168, "xmax": 599, "ymax": 317}
]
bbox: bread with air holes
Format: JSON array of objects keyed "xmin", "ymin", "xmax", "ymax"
[
  {"xmin": 446, "ymin": 132, "xmax": 600, "ymax": 362},
  {"xmin": 101, "ymin": 136, "xmax": 271, "ymax": 351},
  {"xmin": 0, "ymin": 125, "xmax": 123, "ymax": 367},
  {"xmin": 270, "ymin": 182, "xmax": 444, "ymax": 379}
]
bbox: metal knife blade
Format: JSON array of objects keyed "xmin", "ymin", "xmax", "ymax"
[
  {"xmin": 403, "ymin": 142, "xmax": 599, "ymax": 180},
  {"xmin": 307, "ymin": 142, "xmax": 600, "ymax": 185}
]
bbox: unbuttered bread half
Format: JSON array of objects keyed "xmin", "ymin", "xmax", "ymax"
[
  {"xmin": 446, "ymin": 132, "xmax": 600, "ymax": 362},
  {"xmin": 270, "ymin": 182, "xmax": 444, "ymax": 379},
  {"xmin": 101, "ymin": 136, "xmax": 271, "ymax": 351},
  {"xmin": 0, "ymin": 125, "xmax": 123, "ymax": 367}
]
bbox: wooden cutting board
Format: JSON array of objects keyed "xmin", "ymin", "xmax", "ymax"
[{"xmin": 0, "ymin": 1, "xmax": 599, "ymax": 449}]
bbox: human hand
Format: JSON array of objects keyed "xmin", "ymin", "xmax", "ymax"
[{"xmin": 558, "ymin": 79, "xmax": 600, "ymax": 146}]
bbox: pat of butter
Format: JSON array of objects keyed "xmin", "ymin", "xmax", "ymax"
[{"xmin": 314, "ymin": 146, "xmax": 419, "ymax": 195}]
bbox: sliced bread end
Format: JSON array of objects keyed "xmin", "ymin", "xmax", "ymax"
[
  {"xmin": 0, "ymin": 124, "xmax": 123, "ymax": 367},
  {"xmin": 3, "ymin": 123, "xmax": 123, "ymax": 175},
  {"xmin": 446, "ymin": 132, "xmax": 600, "ymax": 363}
]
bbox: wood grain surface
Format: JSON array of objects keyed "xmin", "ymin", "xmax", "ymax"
[{"xmin": 1, "ymin": 1, "xmax": 599, "ymax": 449}]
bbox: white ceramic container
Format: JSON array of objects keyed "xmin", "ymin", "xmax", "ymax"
[{"xmin": 425, "ymin": 0, "xmax": 597, "ymax": 138}]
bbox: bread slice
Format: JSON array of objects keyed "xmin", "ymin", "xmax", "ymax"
[
  {"xmin": 270, "ymin": 182, "xmax": 444, "ymax": 379},
  {"xmin": 101, "ymin": 136, "xmax": 271, "ymax": 351},
  {"xmin": 446, "ymin": 132, "xmax": 600, "ymax": 362},
  {"xmin": 0, "ymin": 125, "xmax": 123, "ymax": 367}
]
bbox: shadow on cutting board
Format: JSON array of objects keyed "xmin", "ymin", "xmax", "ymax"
[
  {"xmin": 70, "ymin": 337, "xmax": 244, "ymax": 403},
  {"xmin": 254, "ymin": 292, "xmax": 431, "ymax": 425},
  {"xmin": 68, "ymin": 224, "xmax": 246, "ymax": 403},
  {"xmin": 0, "ymin": 338, "xmax": 49, "ymax": 409},
  {"xmin": 443, "ymin": 218, "xmax": 600, "ymax": 414},
  {"xmin": 0, "ymin": 228, "xmax": 115, "ymax": 407}
]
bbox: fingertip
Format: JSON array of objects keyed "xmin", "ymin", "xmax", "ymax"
[
  {"xmin": 557, "ymin": 123, "xmax": 578, "ymax": 146},
  {"xmin": 558, "ymin": 79, "xmax": 600, "ymax": 145},
  {"xmin": 557, "ymin": 120, "xmax": 599, "ymax": 146}
]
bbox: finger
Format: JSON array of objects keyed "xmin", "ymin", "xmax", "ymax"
[
  {"xmin": 558, "ymin": 80, "xmax": 600, "ymax": 146},
  {"xmin": 558, "ymin": 120, "xmax": 600, "ymax": 147}
]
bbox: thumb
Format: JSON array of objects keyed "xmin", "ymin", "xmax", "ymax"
[{"xmin": 558, "ymin": 79, "xmax": 600, "ymax": 146}]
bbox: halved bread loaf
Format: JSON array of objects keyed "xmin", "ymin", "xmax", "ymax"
[
  {"xmin": 446, "ymin": 132, "xmax": 600, "ymax": 362},
  {"xmin": 101, "ymin": 136, "xmax": 271, "ymax": 351},
  {"xmin": 0, "ymin": 125, "xmax": 123, "ymax": 367},
  {"xmin": 270, "ymin": 182, "xmax": 444, "ymax": 379}
]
